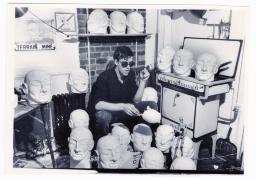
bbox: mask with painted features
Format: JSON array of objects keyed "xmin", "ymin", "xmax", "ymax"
[
  {"xmin": 157, "ymin": 46, "xmax": 175, "ymax": 73},
  {"xmin": 96, "ymin": 135, "xmax": 122, "ymax": 169},
  {"xmin": 111, "ymin": 123, "xmax": 131, "ymax": 153},
  {"xmin": 87, "ymin": 9, "xmax": 109, "ymax": 34},
  {"xmin": 141, "ymin": 87, "xmax": 158, "ymax": 104},
  {"xmin": 171, "ymin": 136, "xmax": 194, "ymax": 159},
  {"xmin": 131, "ymin": 123, "xmax": 152, "ymax": 152},
  {"xmin": 68, "ymin": 128, "xmax": 94, "ymax": 168},
  {"xmin": 140, "ymin": 147, "xmax": 165, "ymax": 169},
  {"xmin": 170, "ymin": 156, "xmax": 196, "ymax": 170},
  {"xmin": 110, "ymin": 11, "xmax": 126, "ymax": 34},
  {"xmin": 195, "ymin": 53, "xmax": 219, "ymax": 82},
  {"xmin": 68, "ymin": 68, "xmax": 89, "ymax": 93},
  {"xmin": 68, "ymin": 109, "xmax": 90, "ymax": 129},
  {"xmin": 126, "ymin": 11, "xmax": 144, "ymax": 34},
  {"xmin": 173, "ymin": 49, "xmax": 194, "ymax": 77},
  {"xmin": 24, "ymin": 70, "xmax": 51, "ymax": 105},
  {"xmin": 155, "ymin": 125, "xmax": 175, "ymax": 153}
]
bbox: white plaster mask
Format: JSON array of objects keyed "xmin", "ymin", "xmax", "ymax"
[
  {"xmin": 171, "ymin": 136, "xmax": 194, "ymax": 159},
  {"xmin": 140, "ymin": 147, "xmax": 165, "ymax": 169},
  {"xmin": 110, "ymin": 11, "xmax": 126, "ymax": 34},
  {"xmin": 126, "ymin": 11, "xmax": 144, "ymax": 34},
  {"xmin": 170, "ymin": 157, "xmax": 196, "ymax": 170},
  {"xmin": 142, "ymin": 106, "xmax": 161, "ymax": 124},
  {"xmin": 69, "ymin": 128, "xmax": 94, "ymax": 162},
  {"xmin": 157, "ymin": 46, "xmax": 175, "ymax": 73},
  {"xmin": 97, "ymin": 135, "xmax": 122, "ymax": 169},
  {"xmin": 87, "ymin": 9, "xmax": 109, "ymax": 34},
  {"xmin": 131, "ymin": 124, "xmax": 152, "ymax": 152},
  {"xmin": 195, "ymin": 53, "xmax": 219, "ymax": 82},
  {"xmin": 24, "ymin": 70, "xmax": 51, "ymax": 105},
  {"xmin": 141, "ymin": 87, "xmax": 158, "ymax": 103},
  {"xmin": 173, "ymin": 49, "xmax": 194, "ymax": 76},
  {"xmin": 111, "ymin": 123, "xmax": 131, "ymax": 152},
  {"xmin": 155, "ymin": 125, "xmax": 175, "ymax": 153},
  {"xmin": 69, "ymin": 68, "xmax": 89, "ymax": 94},
  {"xmin": 68, "ymin": 109, "xmax": 90, "ymax": 129}
]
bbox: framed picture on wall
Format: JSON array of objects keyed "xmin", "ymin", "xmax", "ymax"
[{"xmin": 55, "ymin": 12, "xmax": 77, "ymax": 32}]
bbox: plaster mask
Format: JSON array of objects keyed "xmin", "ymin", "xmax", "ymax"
[
  {"xmin": 195, "ymin": 53, "xmax": 219, "ymax": 82},
  {"xmin": 87, "ymin": 9, "xmax": 109, "ymax": 34},
  {"xmin": 157, "ymin": 46, "xmax": 175, "ymax": 73},
  {"xmin": 69, "ymin": 128, "xmax": 94, "ymax": 162},
  {"xmin": 131, "ymin": 123, "xmax": 152, "ymax": 152},
  {"xmin": 68, "ymin": 109, "xmax": 90, "ymax": 129},
  {"xmin": 126, "ymin": 11, "xmax": 144, "ymax": 34},
  {"xmin": 110, "ymin": 11, "xmax": 126, "ymax": 34},
  {"xmin": 140, "ymin": 147, "xmax": 165, "ymax": 169},
  {"xmin": 69, "ymin": 68, "xmax": 89, "ymax": 94},
  {"xmin": 24, "ymin": 70, "xmax": 51, "ymax": 105},
  {"xmin": 171, "ymin": 136, "xmax": 194, "ymax": 159},
  {"xmin": 96, "ymin": 135, "xmax": 122, "ymax": 169},
  {"xmin": 173, "ymin": 49, "xmax": 194, "ymax": 76},
  {"xmin": 155, "ymin": 125, "xmax": 175, "ymax": 153},
  {"xmin": 142, "ymin": 87, "xmax": 158, "ymax": 103},
  {"xmin": 142, "ymin": 106, "xmax": 161, "ymax": 124},
  {"xmin": 170, "ymin": 157, "xmax": 196, "ymax": 170},
  {"xmin": 111, "ymin": 123, "xmax": 131, "ymax": 152}
]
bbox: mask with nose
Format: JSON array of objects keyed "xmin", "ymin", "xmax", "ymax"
[
  {"xmin": 111, "ymin": 123, "xmax": 131, "ymax": 152},
  {"xmin": 68, "ymin": 109, "xmax": 90, "ymax": 129},
  {"xmin": 140, "ymin": 147, "xmax": 165, "ymax": 169},
  {"xmin": 157, "ymin": 46, "xmax": 175, "ymax": 73},
  {"xmin": 155, "ymin": 125, "xmax": 175, "ymax": 153},
  {"xmin": 126, "ymin": 11, "xmax": 144, "ymax": 34},
  {"xmin": 110, "ymin": 11, "xmax": 126, "ymax": 34},
  {"xmin": 173, "ymin": 49, "xmax": 194, "ymax": 76},
  {"xmin": 87, "ymin": 9, "xmax": 109, "ymax": 34},
  {"xmin": 195, "ymin": 53, "xmax": 219, "ymax": 82},
  {"xmin": 96, "ymin": 135, "xmax": 122, "ymax": 169},
  {"xmin": 131, "ymin": 123, "xmax": 152, "ymax": 152},
  {"xmin": 24, "ymin": 70, "xmax": 51, "ymax": 105},
  {"xmin": 68, "ymin": 128, "xmax": 94, "ymax": 168},
  {"xmin": 68, "ymin": 68, "xmax": 89, "ymax": 94}
]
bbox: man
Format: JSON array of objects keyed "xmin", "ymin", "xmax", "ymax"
[{"xmin": 88, "ymin": 46, "xmax": 156, "ymax": 141}]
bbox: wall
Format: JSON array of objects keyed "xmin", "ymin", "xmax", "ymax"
[{"xmin": 14, "ymin": 5, "xmax": 80, "ymax": 95}]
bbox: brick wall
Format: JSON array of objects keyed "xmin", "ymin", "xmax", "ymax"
[{"xmin": 77, "ymin": 8, "xmax": 146, "ymax": 89}]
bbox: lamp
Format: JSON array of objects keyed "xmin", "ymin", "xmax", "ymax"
[{"xmin": 15, "ymin": 7, "xmax": 78, "ymax": 42}]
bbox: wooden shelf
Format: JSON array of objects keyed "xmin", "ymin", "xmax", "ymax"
[{"xmin": 76, "ymin": 33, "xmax": 152, "ymax": 37}]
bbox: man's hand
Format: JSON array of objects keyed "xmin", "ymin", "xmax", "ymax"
[
  {"xmin": 122, "ymin": 103, "xmax": 140, "ymax": 116},
  {"xmin": 139, "ymin": 68, "xmax": 150, "ymax": 82}
]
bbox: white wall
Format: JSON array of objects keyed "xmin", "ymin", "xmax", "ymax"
[{"xmin": 13, "ymin": 5, "xmax": 80, "ymax": 95}]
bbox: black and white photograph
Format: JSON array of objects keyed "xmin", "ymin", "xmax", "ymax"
[{"xmin": 2, "ymin": 1, "xmax": 254, "ymax": 177}]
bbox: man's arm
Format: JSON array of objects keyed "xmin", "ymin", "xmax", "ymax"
[{"xmin": 133, "ymin": 68, "xmax": 150, "ymax": 103}]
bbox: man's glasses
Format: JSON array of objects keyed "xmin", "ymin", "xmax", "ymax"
[{"xmin": 120, "ymin": 61, "xmax": 135, "ymax": 68}]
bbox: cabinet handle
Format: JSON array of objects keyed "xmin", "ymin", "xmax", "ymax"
[{"xmin": 172, "ymin": 93, "xmax": 180, "ymax": 107}]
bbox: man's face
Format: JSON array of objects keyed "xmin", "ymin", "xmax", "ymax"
[
  {"xmin": 195, "ymin": 55, "xmax": 217, "ymax": 81},
  {"xmin": 112, "ymin": 127, "xmax": 131, "ymax": 152},
  {"xmin": 132, "ymin": 132, "xmax": 152, "ymax": 152},
  {"xmin": 69, "ymin": 135, "xmax": 92, "ymax": 161},
  {"xmin": 116, "ymin": 57, "xmax": 135, "ymax": 77},
  {"xmin": 155, "ymin": 131, "xmax": 174, "ymax": 152},
  {"xmin": 26, "ymin": 71, "xmax": 51, "ymax": 104},
  {"xmin": 99, "ymin": 142, "xmax": 121, "ymax": 168},
  {"xmin": 173, "ymin": 53, "xmax": 193, "ymax": 76}
]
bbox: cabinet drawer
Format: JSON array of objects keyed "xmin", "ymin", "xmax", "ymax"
[{"xmin": 161, "ymin": 87, "xmax": 195, "ymax": 130}]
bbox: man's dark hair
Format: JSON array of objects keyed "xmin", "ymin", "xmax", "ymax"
[{"xmin": 113, "ymin": 46, "xmax": 134, "ymax": 61}]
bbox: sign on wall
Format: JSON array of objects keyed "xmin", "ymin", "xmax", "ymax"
[{"xmin": 15, "ymin": 19, "xmax": 56, "ymax": 51}]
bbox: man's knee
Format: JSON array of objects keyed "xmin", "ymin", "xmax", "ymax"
[{"xmin": 95, "ymin": 110, "xmax": 113, "ymax": 125}]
